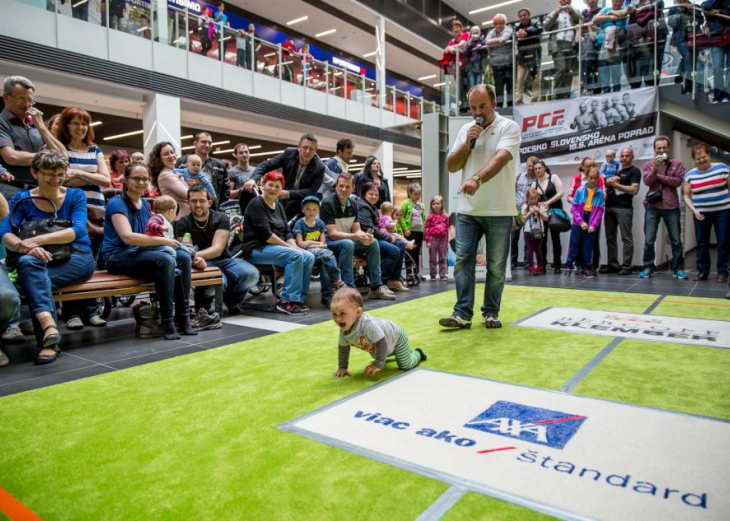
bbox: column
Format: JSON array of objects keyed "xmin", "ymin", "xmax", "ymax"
[
  {"xmin": 143, "ymin": 93, "xmax": 181, "ymax": 157},
  {"xmin": 374, "ymin": 141, "xmax": 394, "ymax": 197},
  {"xmin": 155, "ymin": 0, "xmax": 169, "ymax": 44},
  {"xmin": 375, "ymin": 16, "xmax": 386, "ymax": 110}
]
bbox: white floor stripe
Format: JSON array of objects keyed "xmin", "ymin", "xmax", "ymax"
[
  {"xmin": 415, "ymin": 486, "xmax": 467, "ymax": 521},
  {"xmin": 221, "ymin": 315, "xmax": 307, "ymax": 332}
]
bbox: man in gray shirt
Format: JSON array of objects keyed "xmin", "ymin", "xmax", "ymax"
[{"xmin": 228, "ymin": 143, "xmax": 256, "ymax": 200}]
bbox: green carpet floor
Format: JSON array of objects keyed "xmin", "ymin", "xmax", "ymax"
[{"xmin": 0, "ymin": 287, "xmax": 728, "ymax": 520}]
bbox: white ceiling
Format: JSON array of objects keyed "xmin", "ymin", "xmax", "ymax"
[
  {"xmin": 227, "ymin": 0, "xmax": 443, "ymax": 88},
  {"xmin": 445, "ymin": 0, "xmax": 588, "ymax": 26}
]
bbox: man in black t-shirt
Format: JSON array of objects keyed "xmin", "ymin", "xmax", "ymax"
[
  {"xmin": 604, "ymin": 147, "xmax": 641, "ymax": 275},
  {"xmin": 176, "ymin": 186, "xmax": 260, "ymax": 319}
]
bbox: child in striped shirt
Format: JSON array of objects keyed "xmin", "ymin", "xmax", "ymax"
[
  {"xmin": 145, "ymin": 195, "xmax": 181, "ymax": 262},
  {"xmin": 331, "ymin": 287, "xmax": 426, "ymax": 378}
]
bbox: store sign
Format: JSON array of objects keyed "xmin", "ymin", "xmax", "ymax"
[
  {"xmin": 168, "ymin": 0, "xmax": 203, "ymax": 13},
  {"xmin": 281, "ymin": 369, "xmax": 730, "ymax": 521},
  {"xmin": 331, "ymin": 56, "xmax": 366, "ymax": 76}
]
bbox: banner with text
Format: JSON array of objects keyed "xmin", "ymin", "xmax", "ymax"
[{"xmin": 514, "ymin": 87, "xmax": 658, "ymax": 166}]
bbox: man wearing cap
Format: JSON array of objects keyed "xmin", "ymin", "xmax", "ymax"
[
  {"xmin": 175, "ymin": 185, "xmax": 259, "ymax": 321},
  {"xmin": 292, "ymin": 195, "xmax": 345, "ymax": 308}
]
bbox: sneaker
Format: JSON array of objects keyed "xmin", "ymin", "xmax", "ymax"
[
  {"xmin": 1, "ymin": 327, "xmax": 25, "ymax": 344},
  {"xmin": 66, "ymin": 316, "xmax": 84, "ymax": 331},
  {"xmin": 529, "ymin": 266, "xmax": 540, "ymax": 276},
  {"xmin": 0, "ymin": 348, "xmax": 9, "ymax": 367},
  {"xmin": 674, "ymin": 269, "xmax": 690, "ymax": 280},
  {"xmin": 440, "ymin": 276, "xmax": 448, "ymax": 281},
  {"xmin": 484, "ymin": 314, "xmax": 502, "ymax": 328},
  {"xmin": 87, "ymin": 316, "xmax": 107, "ymax": 327},
  {"xmin": 386, "ymin": 280, "xmax": 410, "ymax": 292},
  {"xmin": 438, "ymin": 314, "xmax": 472, "ymax": 329},
  {"xmin": 618, "ymin": 268, "xmax": 632, "ymax": 276},
  {"xmin": 300, "ymin": 303, "xmax": 310, "ymax": 313},
  {"xmin": 369, "ymin": 285, "xmax": 396, "ymax": 300},
  {"xmin": 196, "ymin": 309, "xmax": 222, "ymax": 330},
  {"xmin": 638, "ymin": 268, "xmax": 654, "ymax": 278},
  {"xmin": 415, "ymin": 347, "xmax": 427, "ymax": 362},
  {"xmin": 276, "ymin": 301, "xmax": 307, "ymax": 315},
  {"xmin": 583, "ymin": 270, "xmax": 594, "ymax": 279},
  {"xmin": 563, "ymin": 269, "xmax": 572, "ymax": 277},
  {"xmin": 332, "ymin": 279, "xmax": 346, "ymax": 291},
  {"xmin": 321, "ymin": 296, "xmax": 332, "ymax": 309}
]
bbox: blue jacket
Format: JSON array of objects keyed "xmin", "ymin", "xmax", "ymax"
[{"xmin": 701, "ymin": 0, "xmax": 730, "ymax": 36}]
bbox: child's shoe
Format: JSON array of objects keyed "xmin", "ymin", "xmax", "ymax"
[
  {"xmin": 564, "ymin": 268, "xmax": 573, "ymax": 277},
  {"xmin": 583, "ymin": 270, "xmax": 594, "ymax": 279},
  {"xmin": 528, "ymin": 266, "xmax": 539, "ymax": 276},
  {"xmin": 415, "ymin": 348, "xmax": 427, "ymax": 362},
  {"xmin": 332, "ymin": 279, "xmax": 346, "ymax": 291},
  {"xmin": 406, "ymin": 241, "xmax": 415, "ymax": 250}
]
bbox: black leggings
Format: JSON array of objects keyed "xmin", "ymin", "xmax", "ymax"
[{"xmin": 541, "ymin": 227, "xmax": 563, "ymax": 271}]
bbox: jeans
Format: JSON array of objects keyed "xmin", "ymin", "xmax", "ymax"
[
  {"xmin": 565, "ymin": 217, "xmax": 598, "ymax": 270},
  {"xmin": 453, "ymin": 214, "xmax": 512, "ymax": 320},
  {"xmin": 63, "ymin": 238, "xmax": 103, "ymax": 322},
  {"xmin": 710, "ymin": 44, "xmax": 730, "ymax": 101},
  {"xmin": 599, "ymin": 56, "xmax": 623, "ymax": 92},
  {"xmin": 327, "ymin": 238, "xmax": 382, "ymax": 289},
  {"xmin": 643, "ymin": 207, "xmax": 684, "ymax": 272},
  {"xmin": 16, "ymin": 250, "xmax": 95, "ymax": 319},
  {"xmin": 491, "ymin": 64, "xmax": 513, "ymax": 106},
  {"xmin": 196, "ymin": 257, "xmax": 260, "ymax": 312},
  {"xmin": 72, "ymin": 2, "xmax": 88, "ymax": 20},
  {"xmin": 236, "ymin": 48, "xmax": 247, "ymax": 68},
  {"xmin": 605, "ymin": 207, "xmax": 634, "ymax": 269},
  {"xmin": 106, "ymin": 248, "xmax": 192, "ymax": 319},
  {"xmin": 378, "ymin": 239, "xmax": 405, "ymax": 284},
  {"xmin": 0, "ymin": 263, "xmax": 20, "ymax": 332},
  {"xmin": 694, "ymin": 210, "xmax": 730, "ymax": 277},
  {"xmin": 467, "ymin": 70, "xmax": 483, "ymax": 92},
  {"xmin": 308, "ymin": 248, "xmax": 341, "ymax": 299},
  {"xmin": 249, "ymin": 245, "xmax": 314, "ymax": 303}
]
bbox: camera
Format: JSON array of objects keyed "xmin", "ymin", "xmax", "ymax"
[{"xmin": 658, "ymin": 153, "xmax": 668, "ymax": 162}]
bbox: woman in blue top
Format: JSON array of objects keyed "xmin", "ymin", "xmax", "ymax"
[
  {"xmin": 100, "ymin": 163, "xmax": 195, "ymax": 340},
  {"xmin": 0, "ymin": 150, "xmax": 96, "ymax": 365}
]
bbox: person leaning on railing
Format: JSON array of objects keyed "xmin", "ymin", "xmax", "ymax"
[
  {"xmin": 514, "ymin": 8, "xmax": 543, "ymax": 104},
  {"xmin": 543, "ymin": 0, "xmax": 581, "ymax": 100},
  {"xmin": 484, "ymin": 14, "xmax": 514, "ymax": 106},
  {"xmin": 700, "ymin": 0, "xmax": 730, "ymax": 103}
]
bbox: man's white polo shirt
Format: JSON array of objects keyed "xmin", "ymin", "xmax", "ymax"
[{"xmin": 451, "ymin": 113, "xmax": 521, "ymax": 217}]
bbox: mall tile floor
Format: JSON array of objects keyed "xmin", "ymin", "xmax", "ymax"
[{"xmin": 1, "ymin": 263, "xmax": 728, "ymax": 397}]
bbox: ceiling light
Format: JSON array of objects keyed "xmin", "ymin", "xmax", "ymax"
[
  {"xmin": 103, "ymin": 129, "xmax": 143, "ymax": 141},
  {"xmin": 406, "ymin": 174, "xmax": 422, "ymax": 178},
  {"xmin": 316, "ymin": 29, "xmax": 337, "ymax": 38},
  {"xmin": 250, "ymin": 149, "xmax": 285, "ymax": 157},
  {"xmin": 433, "ymin": 82, "xmax": 445, "ymax": 88},
  {"xmin": 482, "ymin": 20, "xmax": 494, "ymax": 26},
  {"xmin": 72, "ymin": 0, "xmax": 88, "ymax": 7},
  {"xmin": 181, "ymin": 145, "xmax": 195, "ymax": 151},
  {"xmin": 363, "ymin": 51, "xmax": 377, "ymax": 58},
  {"xmin": 90, "ymin": 121, "xmax": 102, "ymax": 127},
  {"xmin": 211, "ymin": 140, "xmax": 230, "ymax": 146},
  {"xmin": 181, "ymin": 135, "xmax": 193, "ymax": 140},
  {"xmin": 248, "ymin": 145, "xmax": 262, "ymax": 150},
  {"xmin": 392, "ymin": 167, "xmax": 408, "ymax": 172},
  {"xmin": 470, "ymin": 0, "xmax": 522, "ymax": 15},
  {"xmin": 286, "ymin": 16, "xmax": 308, "ymax": 26},
  {"xmin": 418, "ymin": 74, "xmax": 437, "ymax": 81},
  {"xmin": 349, "ymin": 159, "xmax": 357, "ymax": 163},
  {"xmin": 213, "ymin": 148, "xmax": 235, "ymax": 155}
]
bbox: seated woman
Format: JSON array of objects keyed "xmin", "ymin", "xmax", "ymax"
[
  {"xmin": 149, "ymin": 142, "xmax": 191, "ymax": 221},
  {"xmin": 357, "ymin": 182, "xmax": 408, "ymax": 293},
  {"xmin": 99, "ymin": 163, "xmax": 196, "ymax": 340},
  {"xmin": 241, "ymin": 171, "xmax": 315, "ymax": 316},
  {"xmin": 0, "ymin": 150, "xmax": 96, "ymax": 365}
]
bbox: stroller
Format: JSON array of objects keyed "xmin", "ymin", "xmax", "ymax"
[{"xmin": 403, "ymin": 249, "xmax": 421, "ymax": 287}]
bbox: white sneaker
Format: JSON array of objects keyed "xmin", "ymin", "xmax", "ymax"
[{"xmin": 369, "ymin": 285, "xmax": 396, "ymax": 300}]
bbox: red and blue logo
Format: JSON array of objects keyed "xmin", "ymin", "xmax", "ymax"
[{"xmin": 463, "ymin": 401, "xmax": 587, "ymax": 449}]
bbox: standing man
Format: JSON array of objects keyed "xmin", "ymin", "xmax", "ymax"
[
  {"xmin": 640, "ymin": 136, "xmax": 689, "ymax": 279},
  {"xmin": 604, "ymin": 147, "xmax": 641, "ymax": 275},
  {"xmin": 513, "ymin": 9, "xmax": 543, "ymax": 105},
  {"xmin": 320, "ymin": 172, "xmax": 395, "ymax": 300},
  {"xmin": 0, "ymin": 76, "xmax": 67, "ymax": 201},
  {"xmin": 322, "ymin": 138, "xmax": 354, "ymax": 197},
  {"xmin": 244, "ymin": 134, "xmax": 325, "ymax": 221},
  {"xmin": 512, "ymin": 155, "xmax": 538, "ymax": 269},
  {"xmin": 581, "ymin": 0, "xmax": 602, "ymax": 95},
  {"xmin": 177, "ymin": 131, "xmax": 230, "ymax": 208},
  {"xmin": 543, "ymin": 0, "xmax": 581, "ymax": 100},
  {"xmin": 228, "ymin": 143, "xmax": 255, "ymax": 200},
  {"xmin": 175, "ymin": 186, "xmax": 260, "ymax": 322},
  {"xmin": 440, "ymin": 84, "xmax": 521, "ymax": 329}
]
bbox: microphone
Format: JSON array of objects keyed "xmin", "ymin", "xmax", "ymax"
[{"xmin": 470, "ymin": 116, "xmax": 485, "ymax": 149}]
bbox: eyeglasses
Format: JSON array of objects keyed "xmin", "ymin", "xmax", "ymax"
[
  {"xmin": 10, "ymin": 96, "xmax": 35, "ymax": 106},
  {"xmin": 129, "ymin": 177, "xmax": 150, "ymax": 183},
  {"xmin": 39, "ymin": 172, "xmax": 65, "ymax": 179}
]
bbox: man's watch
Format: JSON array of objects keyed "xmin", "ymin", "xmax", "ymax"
[{"xmin": 471, "ymin": 174, "xmax": 482, "ymax": 186}]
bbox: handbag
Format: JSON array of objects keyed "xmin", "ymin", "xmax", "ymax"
[
  {"xmin": 86, "ymin": 204, "xmax": 105, "ymax": 242},
  {"xmin": 646, "ymin": 188, "xmax": 663, "ymax": 204},
  {"xmin": 547, "ymin": 208, "xmax": 571, "ymax": 233},
  {"xmin": 5, "ymin": 196, "xmax": 73, "ymax": 269}
]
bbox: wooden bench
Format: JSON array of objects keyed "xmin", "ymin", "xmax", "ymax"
[{"xmin": 52, "ymin": 267, "xmax": 224, "ymax": 313}]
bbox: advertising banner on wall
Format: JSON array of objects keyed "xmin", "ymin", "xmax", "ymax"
[{"xmin": 514, "ymin": 87, "xmax": 659, "ymax": 166}]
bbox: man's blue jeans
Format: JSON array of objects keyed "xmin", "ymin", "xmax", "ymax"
[
  {"xmin": 106, "ymin": 247, "xmax": 192, "ymax": 319},
  {"xmin": 694, "ymin": 209, "xmax": 730, "ymax": 277},
  {"xmin": 249, "ymin": 245, "xmax": 314, "ymax": 303},
  {"xmin": 0, "ymin": 263, "xmax": 20, "ymax": 332},
  {"xmin": 15, "ymin": 250, "xmax": 95, "ymax": 319},
  {"xmin": 453, "ymin": 214, "xmax": 512, "ymax": 320},
  {"xmin": 642, "ymin": 207, "xmax": 684, "ymax": 272},
  {"xmin": 327, "ymin": 238, "xmax": 382, "ymax": 289},
  {"xmin": 377, "ymin": 239, "xmax": 405, "ymax": 284},
  {"xmin": 196, "ymin": 257, "xmax": 260, "ymax": 311}
]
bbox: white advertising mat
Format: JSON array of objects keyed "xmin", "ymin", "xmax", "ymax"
[
  {"xmin": 280, "ymin": 369, "xmax": 730, "ymax": 521},
  {"xmin": 514, "ymin": 307, "xmax": 730, "ymax": 349}
]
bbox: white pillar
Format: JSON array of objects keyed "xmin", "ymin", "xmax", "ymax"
[
  {"xmin": 375, "ymin": 141, "xmax": 394, "ymax": 200},
  {"xmin": 376, "ymin": 16, "xmax": 386, "ymax": 109},
  {"xmin": 155, "ymin": 0, "xmax": 169, "ymax": 44},
  {"xmin": 143, "ymin": 93, "xmax": 181, "ymax": 158}
]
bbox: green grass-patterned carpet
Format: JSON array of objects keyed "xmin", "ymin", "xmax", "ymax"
[{"xmin": 0, "ymin": 287, "xmax": 728, "ymax": 520}]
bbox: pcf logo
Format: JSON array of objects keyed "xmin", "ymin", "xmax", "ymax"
[{"xmin": 521, "ymin": 109, "xmax": 566, "ymax": 132}]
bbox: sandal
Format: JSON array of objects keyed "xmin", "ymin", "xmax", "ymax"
[
  {"xmin": 41, "ymin": 324, "xmax": 61, "ymax": 348},
  {"xmin": 35, "ymin": 344, "xmax": 61, "ymax": 365}
]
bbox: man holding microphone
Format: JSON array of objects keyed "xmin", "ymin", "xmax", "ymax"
[{"xmin": 439, "ymin": 84, "xmax": 521, "ymax": 330}]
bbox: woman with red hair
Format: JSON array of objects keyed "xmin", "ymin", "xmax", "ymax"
[
  {"xmin": 109, "ymin": 149, "xmax": 130, "ymax": 190},
  {"xmin": 55, "ymin": 106, "xmax": 111, "ymax": 330},
  {"xmin": 241, "ymin": 171, "xmax": 315, "ymax": 315}
]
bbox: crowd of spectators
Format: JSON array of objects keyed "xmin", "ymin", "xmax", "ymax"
[{"xmin": 441, "ymin": 0, "xmax": 730, "ymax": 107}]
